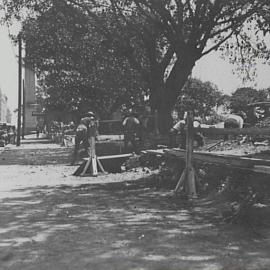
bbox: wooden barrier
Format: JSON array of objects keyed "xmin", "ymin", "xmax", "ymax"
[
  {"xmin": 164, "ymin": 149, "xmax": 270, "ymax": 169},
  {"xmin": 196, "ymin": 127, "xmax": 270, "ymax": 136},
  {"xmin": 144, "ymin": 148, "xmax": 270, "ymax": 175}
]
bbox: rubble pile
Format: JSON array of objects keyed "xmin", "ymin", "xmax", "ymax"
[{"xmin": 255, "ymin": 116, "xmax": 270, "ymax": 128}]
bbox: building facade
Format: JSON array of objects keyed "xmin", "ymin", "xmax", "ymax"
[
  {"xmin": 0, "ymin": 87, "xmax": 11, "ymax": 123},
  {"xmin": 6, "ymin": 108, "xmax": 12, "ymax": 123},
  {"xmin": 24, "ymin": 66, "xmax": 40, "ymax": 134}
]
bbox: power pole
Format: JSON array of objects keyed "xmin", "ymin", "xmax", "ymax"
[
  {"xmin": 16, "ymin": 34, "xmax": 22, "ymax": 146},
  {"xmin": 22, "ymin": 79, "xmax": 25, "ymax": 139}
]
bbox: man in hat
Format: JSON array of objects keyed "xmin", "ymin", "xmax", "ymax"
[
  {"xmin": 169, "ymin": 116, "xmax": 204, "ymax": 149},
  {"xmin": 71, "ymin": 111, "xmax": 98, "ymax": 165},
  {"xmin": 122, "ymin": 110, "xmax": 141, "ymax": 154},
  {"xmin": 223, "ymin": 113, "xmax": 244, "ymax": 140}
]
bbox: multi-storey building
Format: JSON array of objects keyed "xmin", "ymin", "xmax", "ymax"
[{"xmin": 24, "ymin": 66, "xmax": 40, "ymax": 134}]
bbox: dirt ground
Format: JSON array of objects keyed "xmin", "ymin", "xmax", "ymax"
[{"xmin": 0, "ymin": 136, "xmax": 270, "ymax": 270}]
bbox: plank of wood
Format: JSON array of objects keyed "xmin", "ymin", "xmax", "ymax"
[
  {"xmin": 248, "ymin": 101, "xmax": 270, "ymax": 107},
  {"xmin": 83, "ymin": 153, "xmax": 132, "ymax": 161},
  {"xmin": 144, "ymin": 148, "xmax": 270, "ymax": 174},
  {"xmin": 253, "ymin": 165, "xmax": 270, "ymax": 174},
  {"xmin": 165, "ymin": 149, "xmax": 270, "ymax": 168},
  {"xmin": 144, "ymin": 149, "xmax": 167, "ymax": 156},
  {"xmin": 194, "ymin": 127, "xmax": 270, "ymax": 136}
]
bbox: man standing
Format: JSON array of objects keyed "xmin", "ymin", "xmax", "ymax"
[
  {"xmin": 71, "ymin": 111, "xmax": 97, "ymax": 165},
  {"xmin": 122, "ymin": 111, "xmax": 140, "ymax": 154},
  {"xmin": 36, "ymin": 123, "xmax": 40, "ymax": 138}
]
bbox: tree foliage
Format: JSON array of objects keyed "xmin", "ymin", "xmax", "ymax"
[
  {"xmin": 7, "ymin": 1, "xmax": 147, "ymax": 119},
  {"xmin": 229, "ymin": 87, "xmax": 269, "ymax": 124},
  {"xmin": 1, "ymin": 0, "xmax": 270, "ymax": 131},
  {"xmin": 175, "ymin": 78, "xmax": 222, "ymax": 118}
]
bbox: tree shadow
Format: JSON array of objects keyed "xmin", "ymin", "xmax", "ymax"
[{"xmin": 0, "ymin": 176, "xmax": 270, "ymax": 270}]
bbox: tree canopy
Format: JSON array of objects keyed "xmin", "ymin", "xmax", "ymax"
[
  {"xmin": 20, "ymin": 2, "xmax": 147, "ymax": 119},
  {"xmin": 175, "ymin": 78, "xmax": 222, "ymax": 119},
  {"xmin": 1, "ymin": 0, "xmax": 270, "ymax": 131}
]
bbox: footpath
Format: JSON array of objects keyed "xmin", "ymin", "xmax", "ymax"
[{"xmin": 0, "ymin": 134, "xmax": 72, "ymax": 165}]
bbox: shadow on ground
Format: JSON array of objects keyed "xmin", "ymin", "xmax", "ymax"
[{"xmin": 0, "ymin": 176, "xmax": 270, "ymax": 270}]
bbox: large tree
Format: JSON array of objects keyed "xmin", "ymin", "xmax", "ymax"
[{"xmin": 2, "ymin": 0, "xmax": 270, "ymax": 132}]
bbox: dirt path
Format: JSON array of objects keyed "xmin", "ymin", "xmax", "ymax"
[{"xmin": 0, "ymin": 136, "xmax": 270, "ymax": 270}]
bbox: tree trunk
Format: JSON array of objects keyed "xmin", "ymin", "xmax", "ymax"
[
  {"xmin": 149, "ymin": 49, "xmax": 197, "ymax": 134},
  {"xmin": 156, "ymin": 105, "xmax": 173, "ymax": 134},
  {"xmin": 149, "ymin": 80, "xmax": 173, "ymax": 134}
]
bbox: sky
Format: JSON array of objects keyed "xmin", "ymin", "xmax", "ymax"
[
  {"xmin": 1, "ymin": 23, "xmax": 270, "ymax": 119},
  {"xmin": 0, "ymin": 25, "xmax": 18, "ymax": 113}
]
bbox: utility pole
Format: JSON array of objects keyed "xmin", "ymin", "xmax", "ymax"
[
  {"xmin": 22, "ymin": 79, "xmax": 25, "ymax": 139},
  {"xmin": 16, "ymin": 34, "xmax": 22, "ymax": 146}
]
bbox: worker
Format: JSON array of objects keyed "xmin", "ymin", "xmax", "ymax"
[
  {"xmin": 224, "ymin": 114, "xmax": 244, "ymax": 140},
  {"xmin": 71, "ymin": 111, "xmax": 97, "ymax": 165},
  {"xmin": 122, "ymin": 110, "xmax": 141, "ymax": 154},
  {"xmin": 170, "ymin": 116, "xmax": 204, "ymax": 149}
]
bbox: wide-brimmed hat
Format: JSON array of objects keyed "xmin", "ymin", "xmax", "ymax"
[{"xmin": 85, "ymin": 111, "xmax": 95, "ymax": 117}]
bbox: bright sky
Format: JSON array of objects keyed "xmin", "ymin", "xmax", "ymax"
[
  {"xmin": 0, "ymin": 25, "xmax": 18, "ymax": 112},
  {"xmin": 1, "ymin": 24, "xmax": 270, "ymax": 119},
  {"xmin": 193, "ymin": 50, "xmax": 270, "ymax": 93}
]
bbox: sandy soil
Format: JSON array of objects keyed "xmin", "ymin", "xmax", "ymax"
[{"xmin": 0, "ymin": 136, "xmax": 270, "ymax": 270}]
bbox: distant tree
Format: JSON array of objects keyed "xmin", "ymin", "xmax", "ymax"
[
  {"xmin": 229, "ymin": 87, "xmax": 268, "ymax": 124},
  {"xmin": 175, "ymin": 78, "xmax": 222, "ymax": 119}
]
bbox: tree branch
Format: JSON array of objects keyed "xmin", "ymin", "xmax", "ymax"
[{"xmin": 201, "ymin": 30, "xmax": 234, "ymax": 56}]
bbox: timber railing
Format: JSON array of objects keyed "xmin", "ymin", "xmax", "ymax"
[{"xmin": 196, "ymin": 126, "xmax": 270, "ymax": 136}]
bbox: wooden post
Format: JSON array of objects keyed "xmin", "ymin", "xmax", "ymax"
[
  {"xmin": 22, "ymin": 79, "xmax": 25, "ymax": 139},
  {"xmin": 175, "ymin": 110, "xmax": 197, "ymax": 198},
  {"xmin": 154, "ymin": 110, "xmax": 159, "ymax": 135},
  {"xmin": 90, "ymin": 136, "xmax": 98, "ymax": 176},
  {"xmin": 81, "ymin": 135, "xmax": 98, "ymax": 176},
  {"xmin": 16, "ymin": 34, "xmax": 22, "ymax": 146},
  {"xmin": 79, "ymin": 120, "xmax": 106, "ymax": 176},
  {"xmin": 119, "ymin": 134, "xmax": 122, "ymax": 154}
]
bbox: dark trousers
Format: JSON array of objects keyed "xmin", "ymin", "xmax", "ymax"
[
  {"xmin": 71, "ymin": 126, "xmax": 89, "ymax": 164},
  {"xmin": 124, "ymin": 133, "xmax": 139, "ymax": 154},
  {"xmin": 224, "ymin": 119, "xmax": 239, "ymax": 140}
]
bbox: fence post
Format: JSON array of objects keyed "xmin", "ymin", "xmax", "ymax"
[{"xmin": 175, "ymin": 110, "xmax": 197, "ymax": 198}]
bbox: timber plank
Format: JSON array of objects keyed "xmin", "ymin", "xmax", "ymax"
[
  {"xmin": 83, "ymin": 153, "xmax": 132, "ymax": 161},
  {"xmin": 195, "ymin": 127, "xmax": 270, "ymax": 136},
  {"xmin": 165, "ymin": 149, "xmax": 270, "ymax": 168}
]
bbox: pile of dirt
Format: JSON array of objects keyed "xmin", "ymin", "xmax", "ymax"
[
  {"xmin": 204, "ymin": 140, "xmax": 270, "ymax": 157},
  {"xmin": 149, "ymin": 139, "xmax": 270, "ymax": 226}
]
